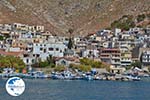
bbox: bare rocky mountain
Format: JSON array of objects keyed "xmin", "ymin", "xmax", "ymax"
[{"xmin": 0, "ymin": 0, "xmax": 150, "ymax": 36}]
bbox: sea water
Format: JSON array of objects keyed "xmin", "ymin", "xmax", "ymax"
[{"xmin": 0, "ymin": 79, "xmax": 150, "ymax": 100}]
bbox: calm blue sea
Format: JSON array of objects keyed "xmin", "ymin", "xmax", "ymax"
[{"xmin": 0, "ymin": 79, "xmax": 150, "ymax": 100}]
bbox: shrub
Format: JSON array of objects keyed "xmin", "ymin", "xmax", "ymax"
[
  {"xmin": 131, "ymin": 61, "xmax": 142, "ymax": 69},
  {"xmin": 137, "ymin": 14, "xmax": 146, "ymax": 22},
  {"xmin": 54, "ymin": 65, "xmax": 66, "ymax": 72},
  {"xmin": 111, "ymin": 15, "xmax": 135, "ymax": 30},
  {"xmin": 0, "ymin": 36, "xmax": 4, "ymax": 40},
  {"xmin": 80, "ymin": 58, "xmax": 102, "ymax": 68}
]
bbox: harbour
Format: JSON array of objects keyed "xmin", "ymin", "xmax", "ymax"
[
  {"xmin": 0, "ymin": 1, "xmax": 150, "ymax": 100},
  {"xmin": 0, "ymin": 69, "xmax": 145, "ymax": 81}
]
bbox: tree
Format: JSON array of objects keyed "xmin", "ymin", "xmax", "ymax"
[
  {"xmin": 69, "ymin": 63, "xmax": 78, "ymax": 69},
  {"xmin": 0, "ymin": 56, "xmax": 7, "ymax": 68},
  {"xmin": 39, "ymin": 61, "xmax": 49, "ymax": 68},
  {"xmin": 47, "ymin": 55, "xmax": 55, "ymax": 67},
  {"xmin": 80, "ymin": 58, "xmax": 102, "ymax": 68},
  {"xmin": 0, "ymin": 36, "xmax": 4, "ymax": 40},
  {"xmin": 137, "ymin": 14, "xmax": 146, "ymax": 22},
  {"xmin": 54, "ymin": 65, "xmax": 66, "ymax": 72},
  {"xmin": 80, "ymin": 58, "xmax": 90, "ymax": 65},
  {"xmin": 79, "ymin": 58, "xmax": 110, "ymax": 70},
  {"xmin": 91, "ymin": 61, "xmax": 102, "ymax": 68},
  {"xmin": 126, "ymin": 65, "xmax": 132, "ymax": 70},
  {"xmin": 32, "ymin": 58, "xmax": 49, "ymax": 68},
  {"xmin": 68, "ymin": 38, "xmax": 73, "ymax": 49},
  {"xmin": 0, "ymin": 56, "xmax": 25, "ymax": 69},
  {"xmin": 78, "ymin": 65, "xmax": 91, "ymax": 72},
  {"xmin": 131, "ymin": 61, "xmax": 142, "ymax": 69},
  {"xmin": 68, "ymin": 28, "xmax": 74, "ymax": 35},
  {"xmin": 32, "ymin": 55, "xmax": 55, "ymax": 68},
  {"xmin": 111, "ymin": 15, "xmax": 135, "ymax": 30}
]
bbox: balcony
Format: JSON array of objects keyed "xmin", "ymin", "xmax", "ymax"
[
  {"xmin": 111, "ymin": 61, "xmax": 121, "ymax": 65},
  {"xmin": 111, "ymin": 56, "xmax": 120, "ymax": 59}
]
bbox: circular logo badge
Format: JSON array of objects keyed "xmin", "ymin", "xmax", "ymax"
[{"xmin": 5, "ymin": 77, "xmax": 25, "ymax": 96}]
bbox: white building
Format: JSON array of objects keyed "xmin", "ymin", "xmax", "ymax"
[
  {"xmin": 55, "ymin": 57, "xmax": 80, "ymax": 67},
  {"xmin": 82, "ymin": 49, "xmax": 99, "ymax": 58},
  {"xmin": 121, "ymin": 52, "xmax": 132, "ymax": 67},
  {"xmin": 32, "ymin": 42, "xmax": 67, "ymax": 61},
  {"xmin": 141, "ymin": 50, "xmax": 150, "ymax": 67},
  {"xmin": 115, "ymin": 28, "xmax": 121, "ymax": 36}
]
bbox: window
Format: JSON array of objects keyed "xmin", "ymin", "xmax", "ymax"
[
  {"xmin": 65, "ymin": 38, "xmax": 69, "ymax": 41},
  {"xmin": 61, "ymin": 60, "xmax": 66, "ymax": 65},
  {"xmin": 24, "ymin": 54, "xmax": 28, "ymax": 57},
  {"xmin": 26, "ymin": 59, "xmax": 29, "ymax": 63},
  {"xmin": 49, "ymin": 48, "xmax": 54, "ymax": 51},
  {"xmin": 14, "ymin": 24, "xmax": 17, "ymax": 28},
  {"xmin": 37, "ymin": 54, "xmax": 40, "ymax": 57},
  {"xmin": 32, "ymin": 59, "xmax": 35, "ymax": 63},
  {"xmin": 44, "ymin": 49, "xmax": 46, "ymax": 53},
  {"xmin": 40, "ymin": 48, "xmax": 43, "ymax": 51},
  {"xmin": 56, "ymin": 48, "xmax": 59, "ymax": 51}
]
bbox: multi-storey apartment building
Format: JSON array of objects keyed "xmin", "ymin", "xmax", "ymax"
[
  {"xmin": 121, "ymin": 52, "xmax": 132, "ymax": 67},
  {"xmin": 100, "ymin": 48, "xmax": 121, "ymax": 67},
  {"xmin": 141, "ymin": 50, "xmax": 150, "ymax": 67},
  {"xmin": 32, "ymin": 42, "xmax": 67, "ymax": 61}
]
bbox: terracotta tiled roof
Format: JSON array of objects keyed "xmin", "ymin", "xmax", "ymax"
[
  {"xmin": 85, "ymin": 32, "xmax": 96, "ymax": 37},
  {"xmin": 0, "ymin": 49, "xmax": 23, "ymax": 57},
  {"xmin": 102, "ymin": 48, "xmax": 120, "ymax": 51}
]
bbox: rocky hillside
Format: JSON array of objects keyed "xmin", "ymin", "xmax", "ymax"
[{"xmin": 0, "ymin": 0, "xmax": 150, "ymax": 36}]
